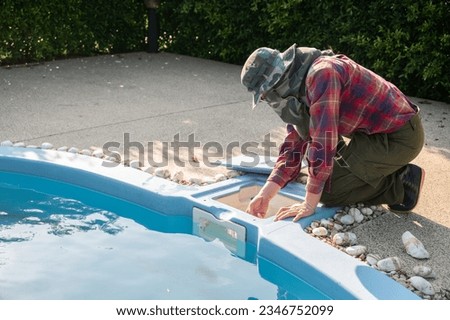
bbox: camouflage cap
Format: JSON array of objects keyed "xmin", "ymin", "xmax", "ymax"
[{"xmin": 241, "ymin": 47, "xmax": 294, "ymax": 109}]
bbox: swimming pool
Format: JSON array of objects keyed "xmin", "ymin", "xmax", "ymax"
[
  {"xmin": 0, "ymin": 174, "xmax": 290, "ymax": 299},
  {"xmin": 0, "ymin": 146, "xmax": 420, "ymax": 299}
]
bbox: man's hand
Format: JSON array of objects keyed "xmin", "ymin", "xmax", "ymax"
[
  {"xmin": 274, "ymin": 190, "xmax": 322, "ymax": 222},
  {"xmin": 245, "ymin": 181, "xmax": 281, "ymax": 218},
  {"xmin": 246, "ymin": 194, "xmax": 270, "ymax": 218},
  {"xmin": 274, "ymin": 202, "xmax": 315, "ymax": 222}
]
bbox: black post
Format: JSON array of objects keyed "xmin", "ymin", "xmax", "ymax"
[{"xmin": 144, "ymin": 0, "xmax": 160, "ymax": 53}]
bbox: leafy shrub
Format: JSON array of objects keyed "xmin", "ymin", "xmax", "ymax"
[
  {"xmin": 159, "ymin": 0, "xmax": 449, "ymax": 102},
  {"xmin": 0, "ymin": 0, "xmax": 146, "ymax": 65}
]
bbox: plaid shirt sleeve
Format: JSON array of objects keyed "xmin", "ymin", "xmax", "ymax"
[
  {"xmin": 305, "ymin": 62, "xmax": 342, "ymax": 194},
  {"xmin": 267, "ymin": 124, "xmax": 308, "ymax": 188}
]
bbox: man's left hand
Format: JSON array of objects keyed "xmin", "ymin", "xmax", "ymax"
[{"xmin": 274, "ymin": 202, "xmax": 315, "ymax": 222}]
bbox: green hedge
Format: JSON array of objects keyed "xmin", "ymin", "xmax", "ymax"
[
  {"xmin": 159, "ymin": 0, "xmax": 449, "ymax": 102},
  {"xmin": 0, "ymin": 0, "xmax": 448, "ymax": 102},
  {"xmin": 0, "ymin": 0, "xmax": 146, "ymax": 64}
]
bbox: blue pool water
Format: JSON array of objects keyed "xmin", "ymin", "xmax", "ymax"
[{"xmin": 0, "ymin": 172, "xmax": 318, "ymax": 300}]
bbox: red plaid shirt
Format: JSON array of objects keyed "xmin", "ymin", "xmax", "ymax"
[{"xmin": 268, "ymin": 55, "xmax": 417, "ymax": 194}]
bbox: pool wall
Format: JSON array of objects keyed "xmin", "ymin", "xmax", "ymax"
[{"xmin": 0, "ymin": 146, "xmax": 420, "ymax": 300}]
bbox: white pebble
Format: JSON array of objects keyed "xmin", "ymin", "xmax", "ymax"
[
  {"xmin": 214, "ymin": 173, "xmax": 227, "ymax": 182},
  {"xmin": 142, "ymin": 166, "xmax": 155, "ymax": 174},
  {"xmin": 366, "ymin": 253, "xmax": 381, "ymax": 266},
  {"xmin": 1, "ymin": 140, "xmax": 13, "ymax": 147},
  {"xmin": 57, "ymin": 146, "xmax": 69, "ymax": 152},
  {"xmin": 92, "ymin": 149, "xmax": 104, "ymax": 158},
  {"xmin": 172, "ymin": 171, "xmax": 184, "ymax": 182},
  {"xmin": 68, "ymin": 147, "xmax": 79, "ymax": 153},
  {"xmin": 41, "ymin": 142, "xmax": 53, "ymax": 149},
  {"xmin": 345, "ymin": 245, "xmax": 367, "ymax": 256},
  {"xmin": 80, "ymin": 149, "xmax": 92, "ymax": 156},
  {"xmin": 310, "ymin": 221, "xmax": 320, "ymax": 228},
  {"xmin": 333, "ymin": 223, "xmax": 344, "ymax": 231},
  {"xmin": 312, "ymin": 227, "xmax": 328, "ymax": 237},
  {"xmin": 298, "ymin": 175, "xmax": 308, "ymax": 184},
  {"xmin": 26, "ymin": 145, "xmax": 38, "ymax": 148},
  {"xmin": 189, "ymin": 177, "xmax": 203, "ymax": 185},
  {"xmin": 348, "ymin": 208, "xmax": 364, "ymax": 223},
  {"xmin": 348, "ymin": 207, "xmax": 360, "ymax": 216},
  {"xmin": 320, "ymin": 219, "xmax": 333, "ymax": 229},
  {"xmin": 129, "ymin": 160, "xmax": 141, "ymax": 169},
  {"xmin": 155, "ymin": 168, "xmax": 170, "ymax": 178},
  {"xmin": 409, "ymin": 276, "xmax": 435, "ymax": 295},
  {"xmin": 13, "ymin": 142, "xmax": 26, "ymax": 147},
  {"xmin": 332, "ymin": 232, "xmax": 357, "ymax": 246},
  {"xmin": 339, "ymin": 214, "xmax": 355, "ymax": 225},
  {"xmin": 225, "ymin": 170, "xmax": 240, "ymax": 178},
  {"xmin": 377, "ymin": 257, "xmax": 403, "ymax": 272},
  {"xmin": 354, "ymin": 212, "xmax": 365, "ymax": 223},
  {"xmin": 413, "ymin": 265, "xmax": 436, "ymax": 279},
  {"xmin": 361, "ymin": 207, "xmax": 373, "ymax": 216},
  {"xmin": 402, "ymin": 231, "xmax": 430, "ymax": 259}
]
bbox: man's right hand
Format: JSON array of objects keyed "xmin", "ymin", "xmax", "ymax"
[
  {"xmin": 246, "ymin": 194, "xmax": 270, "ymax": 218},
  {"xmin": 245, "ymin": 181, "xmax": 281, "ymax": 218}
]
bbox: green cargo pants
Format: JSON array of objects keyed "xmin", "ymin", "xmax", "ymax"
[{"xmin": 320, "ymin": 113, "xmax": 424, "ymax": 206}]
